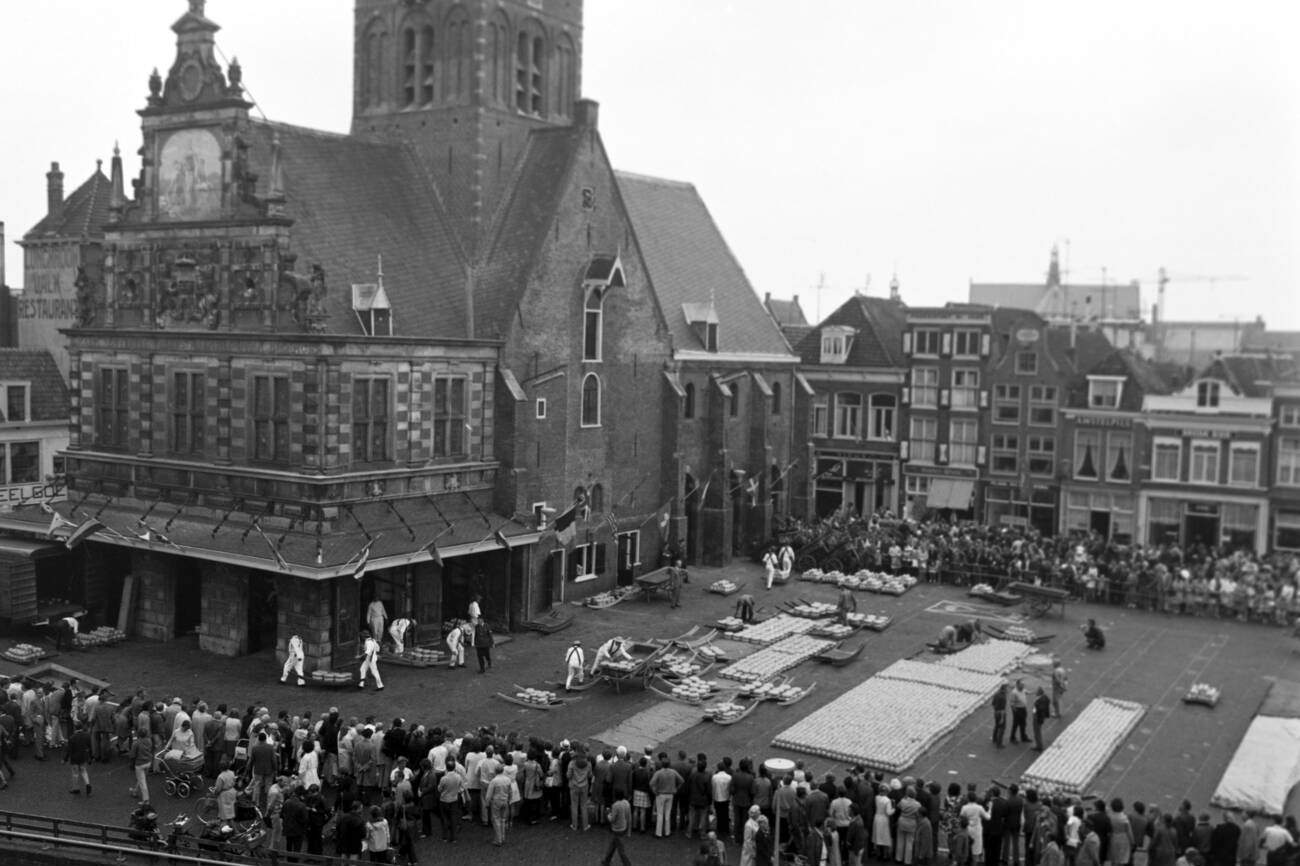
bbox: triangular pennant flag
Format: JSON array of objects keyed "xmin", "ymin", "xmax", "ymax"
[
  {"xmin": 350, "ymin": 535, "xmax": 380, "ymax": 580},
  {"xmin": 65, "ymin": 518, "xmax": 105, "ymax": 550},
  {"xmin": 427, "ymin": 543, "xmax": 442, "ymax": 568}
]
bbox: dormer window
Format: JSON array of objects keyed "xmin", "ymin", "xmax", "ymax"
[
  {"xmin": 0, "ymin": 383, "xmax": 30, "ymax": 423},
  {"xmin": 682, "ymin": 302, "xmax": 720, "ymax": 352},
  {"xmin": 1087, "ymin": 376, "xmax": 1124, "ymax": 409},
  {"xmin": 819, "ymin": 326, "xmax": 855, "ymax": 364},
  {"xmin": 352, "ymin": 281, "xmax": 392, "ymax": 336},
  {"xmin": 1196, "ymin": 380, "xmax": 1221, "ymax": 408}
]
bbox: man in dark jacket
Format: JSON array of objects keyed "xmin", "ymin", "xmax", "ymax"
[
  {"xmin": 1173, "ymin": 801, "xmax": 1196, "ymax": 852},
  {"xmin": 1001, "ymin": 783, "xmax": 1025, "ymax": 866},
  {"xmin": 1209, "ymin": 812, "xmax": 1242, "ymax": 866},
  {"xmin": 986, "ymin": 786, "xmax": 1006, "ymax": 866},
  {"xmin": 281, "ymin": 790, "xmax": 310, "ymax": 853},
  {"xmin": 381, "ymin": 719, "xmax": 407, "ymax": 795},
  {"xmin": 64, "ymin": 722, "xmax": 93, "ymax": 796},
  {"xmin": 992, "ymin": 685, "xmax": 1008, "ymax": 748},
  {"xmin": 335, "ymin": 800, "xmax": 367, "ymax": 859},
  {"xmin": 687, "ymin": 758, "xmax": 713, "ymax": 839},
  {"xmin": 1033, "ymin": 688, "xmax": 1052, "ymax": 751},
  {"xmin": 730, "ymin": 758, "xmax": 757, "ymax": 843},
  {"xmin": 248, "ymin": 732, "xmax": 279, "ymax": 807}
]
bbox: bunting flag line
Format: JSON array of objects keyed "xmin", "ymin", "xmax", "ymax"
[
  {"xmin": 47, "ymin": 509, "xmax": 77, "ymax": 538},
  {"xmin": 253, "ymin": 519, "xmax": 289, "ymax": 571},
  {"xmin": 63, "ymin": 517, "xmax": 105, "ymax": 550},
  {"xmin": 135, "ymin": 520, "xmax": 181, "ymax": 550},
  {"xmin": 553, "ymin": 504, "xmax": 577, "ymax": 547},
  {"xmin": 350, "ymin": 534, "xmax": 381, "ymax": 580},
  {"xmin": 602, "ymin": 512, "xmax": 619, "ymax": 536}
]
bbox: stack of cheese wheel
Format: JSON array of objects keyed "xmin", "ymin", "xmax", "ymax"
[
  {"xmin": 1022, "ymin": 697, "xmax": 1146, "ymax": 794},
  {"xmin": 733, "ymin": 614, "xmax": 817, "ymax": 646},
  {"xmin": 670, "ymin": 676, "xmax": 719, "ymax": 703},
  {"xmin": 709, "ymin": 579, "xmax": 740, "ymax": 594},
  {"xmin": 788, "ymin": 601, "xmax": 838, "ymax": 619},
  {"xmin": 513, "ymin": 687, "xmax": 559, "ymax": 705},
  {"xmin": 719, "ymin": 635, "xmax": 834, "ymax": 681},
  {"xmin": 936, "ymin": 639, "xmax": 1032, "ymax": 675}
]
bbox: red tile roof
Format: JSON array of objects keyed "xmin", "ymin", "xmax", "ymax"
[
  {"xmin": 0, "ymin": 349, "xmax": 69, "ymax": 421},
  {"xmin": 24, "ymin": 168, "xmax": 112, "ymax": 241},
  {"xmin": 616, "ymin": 171, "xmax": 794, "ymax": 359},
  {"xmin": 245, "ymin": 121, "xmax": 471, "ymax": 339}
]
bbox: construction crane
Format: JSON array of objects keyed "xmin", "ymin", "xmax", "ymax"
[{"xmin": 1154, "ymin": 268, "xmax": 1249, "ymax": 323}]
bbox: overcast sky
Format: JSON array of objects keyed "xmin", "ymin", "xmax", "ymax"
[{"xmin": 2, "ymin": 0, "xmax": 1297, "ymax": 329}]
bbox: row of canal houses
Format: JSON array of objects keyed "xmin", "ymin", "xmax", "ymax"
[{"xmin": 773, "ymin": 291, "xmax": 1300, "ymax": 555}]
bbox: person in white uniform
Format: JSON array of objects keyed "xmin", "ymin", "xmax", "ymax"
[
  {"xmin": 366, "ymin": 598, "xmax": 388, "ymax": 645},
  {"xmin": 778, "ymin": 543, "xmax": 795, "ymax": 582},
  {"xmin": 280, "ymin": 634, "xmax": 306, "ymax": 686},
  {"xmin": 358, "ymin": 631, "xmax": 384, "ymax": 690},
  {"xmin": 388, "ymin": 616, "xmax": 415, "ymax": 655},
  {"xmin": 445, "ymin": 619, "xmax": 466, "ymax": 668},
  {"xmin": 762, "ymin": 547, "xmax": 780, "ymax": 590},
  {"xmin": 590, "ymin": 637, "xmax": 633, "ymax": 676},
  {"xmin": 564, "ymin": 640, "xmax": 585, "ymax": 690}
]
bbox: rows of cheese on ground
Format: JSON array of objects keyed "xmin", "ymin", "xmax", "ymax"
[{"xmin": 1021, "ymin": 697, "xmax": 1146, "ymax": 794}]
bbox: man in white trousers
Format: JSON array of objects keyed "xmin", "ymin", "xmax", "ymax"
[
  {"xmin": 445, "ymin": 619, "xmax": 466, "ymax": 668},
  {"xmin": 564, "ymin": 640, "xmax": 585, "ymax": 691},
  {"xmin": 778, "ymin": 542, "xmax": 795, "ymax": 582},
  {"xmin": 280, "ymin": 634, "xmax": 306, "ymax": 686},
  {"xmin": 358, "ymin": 630, "xmax": 384, "ymax": 690},
  {"xmin": 762, "ymin": 547, "xmax": 780, "ymax": 590},
  {"xmin": 388, "ymin": 616, "xmax": 415, "ymax": 655}
]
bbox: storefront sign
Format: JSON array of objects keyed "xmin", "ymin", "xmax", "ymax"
[
  {"xmin": 0, "ymin": 481, "xmax": 64, "ymax": 507},
  {"xmin": 905, "ymin": 465, "xmax": 977, "ymax": 479},
  {"xmin": 999, "ymin": 514, "xmax": 1029, "ymax": 527},
  {"xmin": 1186, "ymin": 502, "xmax": 1219, "ymax": 515},
  {"xmin": 1177, "ymin": 429, "xmax": 1232, "ymax": 440},
  {"xmin": 1074, "ymin": 415, "xmax": 1133, "ymax": 428}
]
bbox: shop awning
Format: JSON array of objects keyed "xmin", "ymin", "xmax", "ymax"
[
  {"xmin": 0, "ymin": 537, "xmax": 67, "ymax": 559},
  {"xmin": 947, "ymin": 480, "xmax": 974, "ymax": 510},
  {"xmin": 926, "ymin": 479, "xmax": 953, "ymax": 508}
]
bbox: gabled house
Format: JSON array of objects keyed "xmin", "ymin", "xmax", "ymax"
[{"xmin": 788, "ymin": 294, "xmax": 907, "ymax": 519}]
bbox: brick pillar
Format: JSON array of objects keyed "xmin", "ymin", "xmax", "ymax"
[
  {"xmin": 132, "ymin": 550, "xmax": 175, "ymax": 642},
  {"xmin": 276, "ymin": 575, "xmax": 335, "ymax": 673},
  {"xmin": 198, "ymin": 562, "xmax": 249, "ymax": 656}
]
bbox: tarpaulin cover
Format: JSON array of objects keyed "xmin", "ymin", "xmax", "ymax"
[
  {"xmin": 1210, "ymin": 716, "xmax": 1300, "ymax": 816},
  {"xmin": 1257, "ymin": 679, "xmax": 1300, "ymax": 719}
]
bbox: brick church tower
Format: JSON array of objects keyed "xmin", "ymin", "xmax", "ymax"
[{"xmin": 350, "ymin": 0, "xmax": 583, "ymax": 260}]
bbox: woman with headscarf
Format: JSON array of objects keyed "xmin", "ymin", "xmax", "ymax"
[{"xmin": 1150, "ymin": 812, "xmax": 1179, "ymax": 866}]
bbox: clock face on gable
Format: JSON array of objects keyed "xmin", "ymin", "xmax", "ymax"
[{"xmin": 158, "ymin": 129, "xmax": 222, "ymax": 220}]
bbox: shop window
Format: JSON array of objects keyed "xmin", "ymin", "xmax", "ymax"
[
  {"xmin": 909, "ymin": 417, "xmax": 937, "ymax": 463},
  {"xmin": 904, "ymin": 476, "xmax": 931, "ymax": 497},
  {"xmin": 1275, "ymin": 510, "xmax": 1300, "ymax": 550},
  {"xmin": 869, "ymin": 394, "xmax": 895, "ymax": 440},
  {"xmin": 1278, "ymin": 436, "xmax": 1300, "ymax": 486},
  {"xmin": 1146, "ymin": 498, "xmax": 1181, "ymax": 545},
  {"xmin": 1028, "ymin": 436, "xmax": 1055, "ymax": 476},
  {"xmin": 1015, "ymin": 352, "xmax": 1038, "ymax": 375},
  {"xmin": 913, "ymin": 328, "xmax": 940, "ymax": 356},
  {"xmin": 433, "ymin": 376, "xmax": 467, "ymax": 457},
  {"xmin": 1221, "ymin": 502, "xmax": 1258, "ymax": 549},
  {"xmin": 833, "ymin": 393, "xmax": 861, "ymax": 439},
  {"xmin": 993, "ymin": 384, "xmax": 1020, "ymax": 424},
  {"xmin": 581, "ymin": 373, "xmax": 601, "ymax": 427},
  {"xmin": 1189, "ymin": 441, "xmax": 1219, "ymax": 484},
  {"xmin": 991, "ymin": 433, "xmax": 1019, "ymax": 474},
  {"xmin": 1152, "ymin": 438, "xmax": 1181, "ymax": 482},
  {"xmin": 352, "ymin": 377, "xmax": 391, "ymax": 463},
  {"xmin": 1029, "ymin": 385, "xmax": 1057, "ymax": 426},
  {"xmin": 951, "ymin": 369, "xmax": 979, "ymax": 409},
  {"xmin": 171, "ymin": 371, "xmax": 205, "ymax": 455},
  {"xmin": 953, "ymin": 329, "xmax": 980, "ymax": 358},
  {"xmin": 949, "ymin": 419, "xmax": 978, "ymax": 466},
  {"xmin": 1228, "ymin": 443, "xmax": 1259, "ymax": 486},
  {"xmin": 912, "ymin": 368, "xmax": 938, "ymax": 407},
  {"xmin": 2, "ymin": 441, "xmax": 40, "ymax": 484},
  {"xmin": 96, "ymin": 368, "xmax": 129, "ymax": 449},
  {"xmin": 252, "ymin": 374, "xmax": 291, "ymax": 463}
]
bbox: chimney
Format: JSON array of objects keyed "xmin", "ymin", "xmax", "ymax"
[
  {"xmin": 764, "ymin": 292, "xmax": 771, "ymax": 306},
  {"xmin": 574, "ymin": 99, "xmax": 599, "ymax": 129},
  {"xmin": 46, "ymin": 161, "xmax": 64, "ymax": 216}
]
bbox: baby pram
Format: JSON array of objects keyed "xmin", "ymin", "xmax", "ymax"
[{"xmin": 156, "ymin": 749, "xmax": 205, "ymax": 798}]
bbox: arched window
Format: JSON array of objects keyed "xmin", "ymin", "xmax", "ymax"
[
  {"xmin": 581, "ymin": 373, "xmax": 601, "ymax": 427},
  {"xmin": 515, "ymin": 24, "xmax": 546, "ymax": 115},
  {"xmin": 402, "ymin": 27, "xmax": 417, "ymax": 106},
  {"xmin": 583, "ymin": 289, "xmax": 603, "ymax": 361},
  {"xmin": 488, "ymin": 11, "xmax": 510, "ymax": 106},
  {"xmin": 556, "ymin": 33, "xmax": 577, "ymax": 117},
  {"xmin": 729, "ymin": 382, "xmax": 740, "ymax": 417},
  {"xmin": 771, "ymin": 380, "xmax": 782, "ymax": 415},
  {"xmin": 590, "ymin": 483, "xmax": 604, "ymax": 513},
  {"xmin": 683, "ymin": 382, "xmax": 695, "ymax": 419},
  {"xmin": 420, "ymin": 25, "xmax": 436, "ymax": 105},
  {"xmin": 444, "ymin": 7, "xmax": 471, "ymax": 104},
  {"xmin": 363, "ymin": 21, "xmax": 390, "ymax": 108}
]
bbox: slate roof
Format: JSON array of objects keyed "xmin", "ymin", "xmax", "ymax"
[
  {"xmin": 765, "ymin": 295, "xmax": 809, "ymax": 327},
  {"xmin": 475, "ymin": 126, "xmax": 586, "ymax": 340},
  {"xmin": 1200, "ymin": 353, "xmax": 1300, "ymax": 397},
  {"xmin": 0, "ymin": 349, "xmax": 69, "ymax": 421},
  {"xmin": 792, "ymin": 294, "xmax": 907, "ymax": 368},
  {"xmin": 616, "ymin": 171, "xmax": 794, "ymax": 359},
  {"xmin": 24, "ymin": 168, "xmax": 112, "ymax": 241},
  {"xmin": 1069, "ymin": 348, "xmax": 1173, "ymax": 411},
  {"xmin": 244, "ymin": 121, "xmax": 470, "ymax": 339},
  {"xmin": 1044, "ymin": 324, "xmax": 1115, "ymax": 376},
  {"xmin": 1242, "ymin": 330, "xmax": 1300, "ymax": 355}
]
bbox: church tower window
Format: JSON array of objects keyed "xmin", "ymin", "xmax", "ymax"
[{"xmin": 515, "ymin": 28, "xmax": 546, "ymax": 116}]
